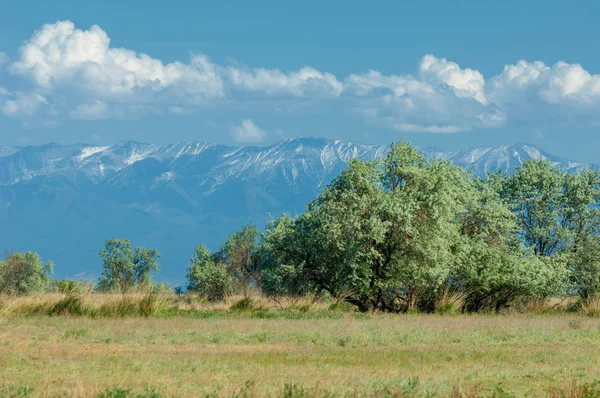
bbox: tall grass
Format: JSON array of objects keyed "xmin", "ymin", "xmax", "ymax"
[
  {"xmin": 1, "ymin": 290, "xmax": 598, "ymax": 319},
  {"xmin": 435, "ymin": 289, "xmax": 466, "ymax": 315},
  {"xmin": 579, "ymin": 298, "xmax": 600, "ymax": 317},
  {"xmin": 0, "ymin": 289, "xmax": 176, "ymax": 318}
]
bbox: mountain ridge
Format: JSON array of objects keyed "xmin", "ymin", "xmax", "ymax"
[{"xmin": 0, "ymin": 138, "xmax": 593, "ymax": 187}]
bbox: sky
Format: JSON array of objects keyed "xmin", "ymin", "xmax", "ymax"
[{"xmin": 1, "ymin": 0, "xmax": 600, "ymax": 162}]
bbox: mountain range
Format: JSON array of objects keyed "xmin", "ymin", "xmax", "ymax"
[{"xmin": 0, "ymin": 138, "xmax": 593, "ymax": 284}]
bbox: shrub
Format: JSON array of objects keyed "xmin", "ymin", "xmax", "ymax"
[
  {"xmin": 0, "ymin": 251, "xmax": 53, "ymax": 295},
  {"xmin": 186, "ymin": 245, "xmax": 232, "ymax": 301},
  {"xmin": 97, "ymin": 239, "xmax": 161, "ymax": 293}
]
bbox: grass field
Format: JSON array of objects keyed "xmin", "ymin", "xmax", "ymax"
[{"xmin": 2, "ymin": 312, "xmax": 600, "ymax": 397}]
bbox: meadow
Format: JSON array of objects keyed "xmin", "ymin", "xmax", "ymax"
[{"xmin": 1, "ymin": 294, "xmax": 600, "ymax": 397}]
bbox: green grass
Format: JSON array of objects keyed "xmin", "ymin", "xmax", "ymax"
[{"xmin": 2, "ymin": 314, "xmax": 600, "ymax": 397}]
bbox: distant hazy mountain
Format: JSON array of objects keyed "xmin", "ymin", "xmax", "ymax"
[{"xmin": 0, "ymin": 138, "xmax": 593, "ymax": 283}]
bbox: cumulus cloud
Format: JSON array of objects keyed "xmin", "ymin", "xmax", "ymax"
[
  {"xmin": 419, "ymin": 55, "xmax": 487, "ymax": 105},
  {"xmin": 10, "ymin": 21, "xmax": 224, "ymax": 100},
  {"xmin": 345, "ymin": 55, "xmax": 499, "ymax": 132},
  {"xmin": 231, "ymin": 119, "xmax": 267, "ymax": 143},
  {"xmin": 486, "ymin": 60, "xmax": 600, "ymax": 127},
  {"xmin": 3, "ymin": 20, "xmax": 600, "ymax": 133}
]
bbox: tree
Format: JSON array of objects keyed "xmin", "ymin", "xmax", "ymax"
[
  {"xmin": 569, "ymin": 236, "xmax": 600, "ymax": 300},
  {"xmin": 259, "ymin": 142, "xmax": 569, "ymax": 312},
  {"xmin": 186, "ymin": 245, "xmax": 231, "ymax": 301},
  {"xmin": 261, "ymin": 142, "xmax": 474, "ymax": 311},
  {"xmin": 503, "ymin": 160, "xmax": 571, "ymax": 257},
  {"xmin": 97, "ymin": 239, "xmax": 161, "ymax": 292},
  {"xmin": 221, "ymin": 224, "xmax": 262, "ymax": 293},
  {"xmin": 0, "ymin": 251, "xmax": 53, "ymax": 295}
]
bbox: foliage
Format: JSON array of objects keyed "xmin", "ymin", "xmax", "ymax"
[
  {"xmin": 569, "ymin": 236, "xmax": 600, "ymax": 300},
  {"xmin": 186, "ymin": 245, "xmax": 232, "ymax": 301},
  {"xmin": 500, "ymin": 161, "xmax": 600, "ymax": 300},
  {"xmin": 0, "ymin": 251, "xmax": 53, "ymax": 295},
  {"xmin": 97, "ymin": 239, "xmax": 161, "ymax": 293},
  {"xmin": 502, "ymin": 160, "xmax": 573, "ymax": 256},
  {"xmin": 220, "ymin": 224, "xmax": 262, "ymax": 293},
  {"xmin": 259, "ymin": 142, "xmax": 569, "ymax": 312}
]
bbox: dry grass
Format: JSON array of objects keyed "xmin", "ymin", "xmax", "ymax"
[
  {"xmin": 434, "ymin": 289, "xmax": 466, "ymax": 315},
  {"xmin": 1, "ymin": 313, "xmax": 600, "ymax": 396},
  {"xmin": 0, "ymin": 293, "xmax": 337, "ymax": 319},
  {"xmin": 580, "ymin": 298, "xmax": 600, "ymax": 317}
]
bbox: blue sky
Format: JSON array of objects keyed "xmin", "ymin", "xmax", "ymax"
[{"xmin": 1, "ymin": 0, "xmax": 600, "ymax": 162}]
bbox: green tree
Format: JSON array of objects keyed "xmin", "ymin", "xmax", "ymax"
[
  {"xmin": 262, "ymin": 142, "xmax": 473, "ymax": 311},
  {"xmin": 221, "ymin": 224, "xmax": 262, "ymax": 293},
  {"xmin": 260, "ymin": 142, "xmax": 569, "ymax": 312},
  {"xmin": 0, "ymin": 251, "xmax": 53, "ymax": 295},
  {"xmin": 570, "ymin": 236, "xmax": 600, "ymax": 300},
  {"xmin": 186, "ymin": 245, "xmax": 231, "ymax": 301},
  {"xmin": 97, "ymin": 239, "xmax": 161, "ymax": 292},
  {"xmin": 502, "ymin": 161, "xmax": 600, "ymax": 300},
  {"xmin": 503, "ymin": 160, "xmax": 571, "ymax": 256}
]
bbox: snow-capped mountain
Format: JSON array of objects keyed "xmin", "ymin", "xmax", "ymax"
[
  {"xmin": 0, "ymin": 138, "xmax": 593, "ymax": 283},
  {"xmin": 424, "ymin": 143, "xmax": 590, "ymax": 175}
]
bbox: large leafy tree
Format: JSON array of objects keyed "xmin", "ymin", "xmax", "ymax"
[
  {"xmin": 564, "ymin": 168, "xmax": 600, "ymax": 299},
  {"xmin": 260, "ymin": 142, "xmax": 569, "ymax": 312},
  {"xmin": 97, "ymin": 239, "xmax": 161, "ymax": 292},
  {"xmin": 262, "ymin": 142, "xmax": 471, "ymax": 311},
  {"xmin": 501, "ymin": 160, "xmax": 600, "ymax": 299},
  {"xmin": 452, "ymin": 174, "xmax": 568, "ymax": 311},
  {"xmin": 0, "ymin": 251, "xmax": 53, "ymax": 295},
  {"xmin": 503, "ymin": 160, "xmax": 571, "ymax": 256}
]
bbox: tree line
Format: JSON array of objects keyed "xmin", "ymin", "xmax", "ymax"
[{"xmin": 2, "ymin": 141, "xmax": 600, "ymax": 313}]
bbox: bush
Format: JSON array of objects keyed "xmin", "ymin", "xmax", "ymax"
[
  {"xmin": 0, "ymin": 251, "xmax": 53, "ymax": 295},
  {"xmin": 97, "ymin": 239, "xmax": 161, "ymax": 293},
  {"xmin": 186, "ymin": 245, "xmax": 232, "ymax": 301}
]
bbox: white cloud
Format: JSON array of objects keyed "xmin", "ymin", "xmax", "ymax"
[
  {"xmin": 419, "ymin": 55, "xmax": 487, "ymax": 105},
  {"xmin": 10, "ymin": 21, "xmax": 224, "ymax": 100},
  {"xmin": 0, "ymin": 52, "xmax": 8, "ymax": 66},
  {"xmin": 343, "ymin": 56, "xmax": 498, "ymax": 133},
  {"xmin": 231, "ymin": 119, "xmax": 267, "ymax": 143},
  {"xmin": 228, "ymin": 66, "xmax": 343, "ymax": 98},
  {"xmin": 4, "ymin": 20, "xmax": 600, "ymax": 133},
  {"xmin": 486, "ymin": 60, "xmax": 600, "ymax": 127}
]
